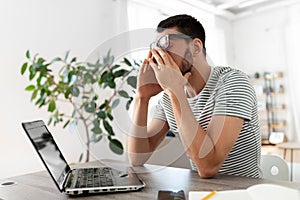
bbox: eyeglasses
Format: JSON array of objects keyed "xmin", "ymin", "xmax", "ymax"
[{"xmin": 150, "ymin": 34, "xmax": 192, "ymax": 50}]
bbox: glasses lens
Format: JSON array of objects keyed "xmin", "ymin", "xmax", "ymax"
[
  {"xmin": 150, "ymin": 42, "xmax": 157, "ymax": 49},
  {"xmin": 158, "ymin": 35, "xmax": 169, "ymax": 49}
]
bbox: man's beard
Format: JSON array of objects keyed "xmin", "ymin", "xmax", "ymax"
[{"xmin": 180, "ymin": 48, "xmax": 193, "ymax": 75}]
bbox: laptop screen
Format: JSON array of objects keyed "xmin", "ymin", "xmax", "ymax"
[{"xmin": 22, "ymin": 120, "xmax": 71, "ymax": 191}]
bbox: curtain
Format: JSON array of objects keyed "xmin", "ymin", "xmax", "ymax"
[{"xmin": 284, "ymin": 6, "xmax": 300, "ymax": 142}]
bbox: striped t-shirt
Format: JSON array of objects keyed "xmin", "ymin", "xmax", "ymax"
[{"xmin": 152, "ymin": 66, "xmax": 262, "ymax": 178}]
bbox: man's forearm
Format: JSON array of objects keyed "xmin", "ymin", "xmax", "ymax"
[
  {"xmin": 166, "ymin": 88, "xmax": 216, "ymax": 175},
  {"xmin": 128, "ymin": 96, "xmax": 152, "ymax": 165}
]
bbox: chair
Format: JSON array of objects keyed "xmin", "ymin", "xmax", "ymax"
[
  {"xmin": 261, "ymin": 154, "xmax": 289, "ymax": 181},
  {"xmin": 146, "ymin": 136, "xmax": 191, "ymax": 169}
]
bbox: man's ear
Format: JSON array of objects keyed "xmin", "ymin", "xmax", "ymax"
[{"xmin": 192, "ymin": 38, "xmax": 203, "ymax": 55}]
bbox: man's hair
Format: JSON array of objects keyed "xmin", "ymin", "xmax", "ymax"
[{"xmin": 157, "ymin": 14, "xmax": 206, "ymax": 55}]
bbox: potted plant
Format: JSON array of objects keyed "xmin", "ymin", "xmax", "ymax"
[{"xmin": 21, "ymin": 50, "xmax": 138, "ymax": 162}]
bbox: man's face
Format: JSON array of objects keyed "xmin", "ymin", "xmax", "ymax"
[{"xmin": 154, "ymin": 28, "xmax": 194, "ymax": 75}]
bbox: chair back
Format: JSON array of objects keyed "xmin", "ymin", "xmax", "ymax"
[
  {"xmin": 146, "ymin": 136, "xmax": 191, "ymax": 169},
  {"xmin": 261, "ymin": 154, "xmax": 289, "ymax": 181}
]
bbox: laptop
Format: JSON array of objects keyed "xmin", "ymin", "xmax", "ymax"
[{"xmin": 22, "ymin": 120, "xmax": 145, "ymax": 195}]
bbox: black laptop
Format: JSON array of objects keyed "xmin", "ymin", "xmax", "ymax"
[{"xmin": 22, "ymin": 120, "xmax": 145, "ymax": 195}]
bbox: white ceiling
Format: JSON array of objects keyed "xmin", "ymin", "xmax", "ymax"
[
  {"xmin": 131, "ymin": 0, "xmax": 300, "ymax": 20},
  {"xmin": 193, "ymin": 0, "xmax": 300, "ymax": 18}
]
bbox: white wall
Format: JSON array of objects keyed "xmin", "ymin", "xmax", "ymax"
[
  {"xmin": 233, "ymin": 9, "xmax": 288, "ymax": 74},
  {"xmin": 232, "ymin": 3, "xmax": 300, "ymax": 141},
  {"xmin": 127, "ymin": 0, "xmax": 233, "ymax": 67},
  {"xmin": 0, "ymin": 0, "xmax": 129, "ymax": 179}
]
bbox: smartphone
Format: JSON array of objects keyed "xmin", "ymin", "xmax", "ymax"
[{"xmin": 157, "ymin": 190, "xmax": 186, "ymax": 200}]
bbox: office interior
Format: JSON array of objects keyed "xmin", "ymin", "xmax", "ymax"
[{"xmin": 1, "ymin": 0, "xmax": 300, "ymax": 183}]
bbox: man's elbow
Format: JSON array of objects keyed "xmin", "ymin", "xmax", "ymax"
[
  {"xmin": 129, "ymin": 159, "xmax": 146, "ymax": 166},
  {"xmin": 128, "ymin": 153, "xmax": 149, "ymax": 166},
  {"xmin": 194, "ymin": 163, "xmax": 219, "ymax": 178},
  {"xmin": 197, "ymin": 168, "xmax": 218, "ymax": 178}
]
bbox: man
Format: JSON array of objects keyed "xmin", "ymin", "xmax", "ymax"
[{"xmin": 128, "ymin": 14, "xmax": 262, "ymax": 178}]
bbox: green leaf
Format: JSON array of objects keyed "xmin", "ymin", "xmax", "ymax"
[
  {"xmin": 91, "ymin": 134, "xmax": 103, "ymax": 143},
  {"xmin": 107, "ymin": 81, "xmax": 116, "ymax": 89},
  {"xmin": 29, "ymin": 71, "xmax": 36, "ymax": 80},
  {"xmin": 71, "ymin": 110, "xmax": 77, "ymax": 117},
  {"xmin": 77, "ymin": 65, "xmax": 86, "ymax": 71},
  {"xmin": 36, "ymin": 75, "xmax": 42, "ymax": 86},
  {"xmin": 118, "ymin": 90, "xmax": 129, "ymax": 98},
  {"xmin": 64, "ymin": 89, "xmax": 71, "ymax": 99},
  {"xmin": 91, "ymin": 126, "xmax": 102, "ymax": 134},
  {"xmin": 123, "ymin": 57, "xmax": 132, "ymax": 66},
  {"xmin": 35, "ymin": 97, "xmax": 43, "ymax": 106},
  {"xmin": 70, "ymin": 120, "xmax": 77, "ymax": 130},
  {"xmin": 71, "ymin": 87, "xmax": 80, "ymax": 97},
  {"xmin": 47, "ymin": 117, "xmax": 53, "ymax": 125},
  {"xmin": 25, "ymin": 85, "xmax": 35, "ymax": 91},
  {"xmin": 103, "ymin": 120, "xmax": 114, "ymax": 135},
  {"xmin": 48, "ymin": 100, "xmax": 56, "ymax": 112},
  {"xmin": 126, "ymin": 97, "xmax": 133, "ymax": 110},
  {"xmin": 26, "ymin": 50, "xmax": 30, "ymax": 59},
  {"xmin": 127, "ymin": 76, "xmax": 137, "ymax": 89},
  {"xmin": 78, "ymin": 153, "xmax": 83, "ymax": 162},
  {"xmin": 111, "ymin": 64, "xmax": 120, "ymax": 71},
  {"xmin": 97, "ymin": 111, "xmax": 106, "ymax": 119},
  {"xmin": 38, "ymin": 99, "xmax": 46, "ymax": 108},
  {"xmin": 21, "ymin": 63, "xmax": 28, "ymax": 75},
  {"xmin": 134, "ymin": 59, "xmax": 141, "ymax": 67},
  {"xmin": 99, "ymin": 101, "xmax": 107, "ymax": 110},
  {"xmin": 114, "ymin": 69, "xmax": 129, "ymax": 78},
  {"xmin": 111, "ymin": 99, "xmax": 120, "ymax": 109},
  {"xmin": 107, "ymin": 112, "xmax": 113, "ymax": 121},
  {"xmin": 109, "ymin": 139, "xmax": 123, "ymax": 155},
  {"xmin": 84, "ymin": 102, "xmax": 96, "ymax": 113},
  {"xmin": 63, "ymin": 120, "xmax": 70, "ymax": 128},
  {"xmin": 63, "ymin": 50, "xmax": 70, "ymax": 61},
  {"xmin": 93, "ymin": 95, "xmax": 98, "ymax": 101},
  {"xmin": 84, "ymin": 73, "xmax": 94, "ymax": 84},
  {"xmin": 50, "ymin": 57, "xmax": 62, "ymax": 64},
  {"xmin": 68, "ymin": 75, "xmax": 77, "ymax": 86},
  {"xmin": 37, "ymin": 57, "xmax": 45, "ymax": 64},
  {"xmin": 104, "ymin": 51, "xmax": 114, "ymax": 66},
  {"xmin": 93, "ymin": 118, "xmax": 100, "ymax": 126},
  {"xmin": 31, "ymin": 90, "xmax": 38, "ymax": 101},
  {"xmin": 70, "ymin": 57, "xmax": 77, "ymax": 63}
]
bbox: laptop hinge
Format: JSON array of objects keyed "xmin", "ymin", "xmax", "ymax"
[{"xmin": 61, "ymin": 169, "xmax": 73, "ymax": 191}]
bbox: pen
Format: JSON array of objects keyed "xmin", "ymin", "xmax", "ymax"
[{"xmin": 201, "ymin": 190, "xmax": 216, "ymax": 200}]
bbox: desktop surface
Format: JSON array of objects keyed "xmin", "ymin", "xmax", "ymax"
[{"xmin": 1, "ymin": 163, "xmax": 300, "ymax": 200}]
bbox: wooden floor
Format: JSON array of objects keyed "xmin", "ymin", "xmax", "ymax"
[{"xmin": 262, "ymin": 145, "xmax": 300, "ymax": 162}]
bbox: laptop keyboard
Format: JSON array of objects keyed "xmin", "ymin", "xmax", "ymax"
[{"xmin": 75, "ymin": 167, "xmax": 114, "ymax": 188}]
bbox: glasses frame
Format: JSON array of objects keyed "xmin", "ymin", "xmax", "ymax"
[{"xmin": 150, "ymin": 34, "xmax": 192, "ymax": 50}]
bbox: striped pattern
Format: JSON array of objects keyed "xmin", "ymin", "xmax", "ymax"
[{"xmin": 153, "ymin": 66, "xmax": 262, "ymax": 178}]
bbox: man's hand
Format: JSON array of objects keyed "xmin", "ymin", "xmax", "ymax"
[
  {"xmin": 149, "ymin": 48, "xmax": 191, "ymax": 95},
  {"xmin": 136, "ymin": 52, "xmax": 163, "ymax": 99}
]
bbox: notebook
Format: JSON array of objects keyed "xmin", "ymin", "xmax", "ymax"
[
  {"xmin": 189, "ymin": 183, "xmax": 300, "ymax": 200},
  {"xmin": 22, "ymin": 120, "xmax": 145, "ymax": 195}
]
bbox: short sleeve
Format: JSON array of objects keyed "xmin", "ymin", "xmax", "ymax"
[
  {"xmin": 213, "ymin": 72, "xmax": 256, "ymax": 121},
  {"xmin": 151, "ymin": 99, "xmax": 167, "ymax": 121}
]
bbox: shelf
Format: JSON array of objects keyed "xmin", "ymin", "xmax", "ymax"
[
  {"xmin": 258, "ymin": 108, "xmax": 286, "ymax": 113},
  {"xmin": 250, "ymin": 71, "xmax": 286, "ymax": 144}
]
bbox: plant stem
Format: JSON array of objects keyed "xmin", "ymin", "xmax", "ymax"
[
  {"xmin": 82, "ymin": 119, "xmax": 90, "ymax": 162},
  {"xmin": 70, "ymin": 98, "xmax": 90, "ymax": 162}
]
